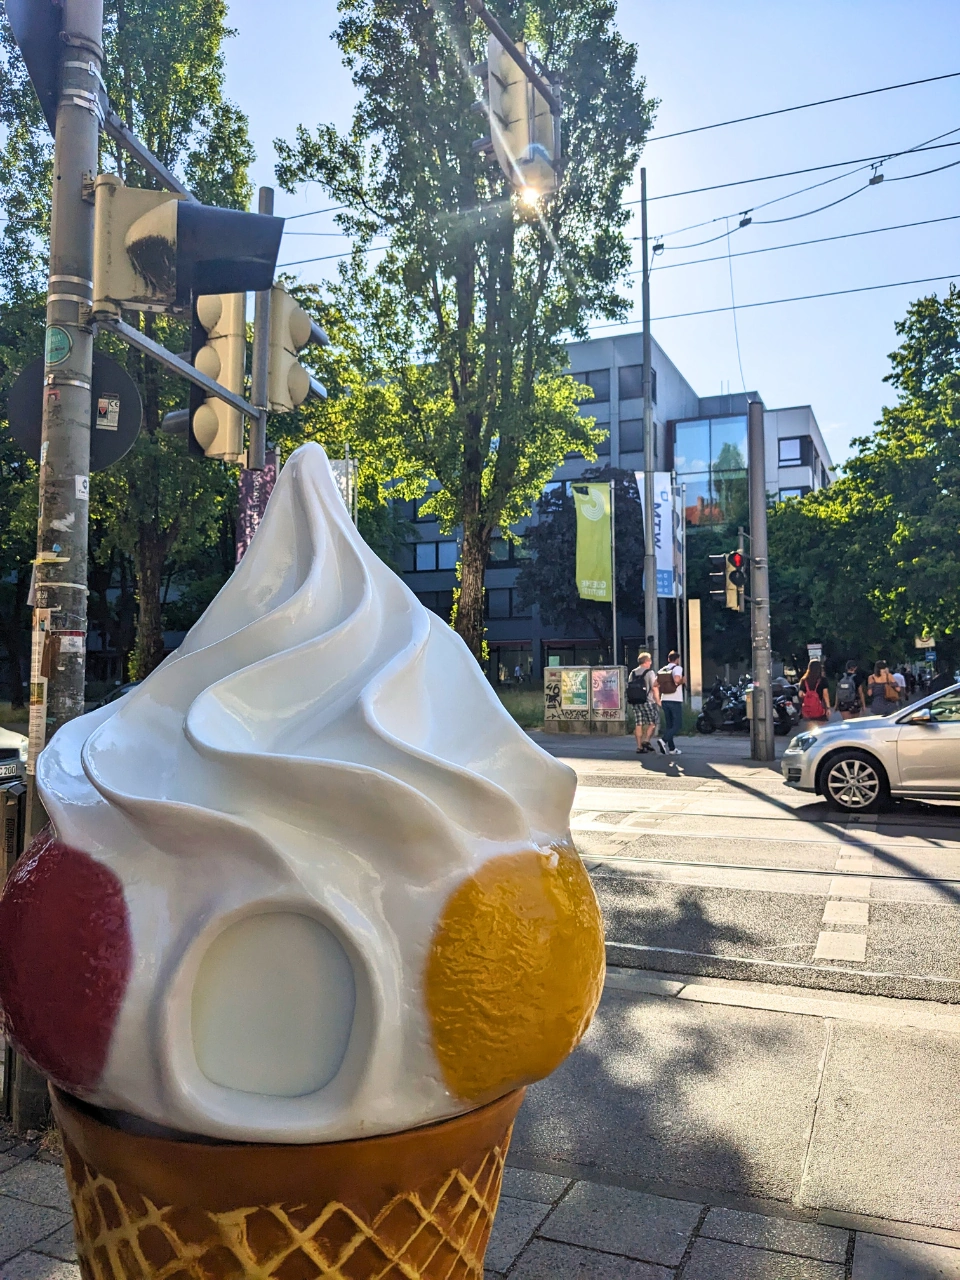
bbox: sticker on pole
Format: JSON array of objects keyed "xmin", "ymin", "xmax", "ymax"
[
  {"xmin": 44, "ymin": 325, "xmax": 72, "ymax": 365},
  {"xmin": 97, "ymin": 394, "xmax": 120, "ymax": 430},
  {"xmin": 75, "ymin": 475, "xmax": 89, "ymax": 500}
]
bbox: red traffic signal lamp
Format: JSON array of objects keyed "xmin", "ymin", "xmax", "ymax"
[{"xmin": 726, "ymin": 550, "xmax": 747, "ymax": 610}]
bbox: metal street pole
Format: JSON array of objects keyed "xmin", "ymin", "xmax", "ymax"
[
  {"xmin": 609, "ymin": 479, "xmax": 618, "ymax": 666},
  {"xmin": 20, "ymin": 0, "xmax": 105, "ymax": 1132},
  {"xmin": 641, "ymin": 168, "xmax": 658, "ymax": 667},
  {"xmin": 748, "ymin": 398, "xmax": 775, "ymax": 761},
  {"xmin": 248, "ymin": 186, "xmax": 273, "ymax": 472}
]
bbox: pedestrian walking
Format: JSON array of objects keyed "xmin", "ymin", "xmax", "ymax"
[
  {"xmin": 798, "ymin": 659, "xmax": 831, "ymax": 728},
  {"xmin": 866, "ymin": 661, "xmax": 899, "ymax": 715},
  {"xmin": 627, "ymin": 650, "xmax": 661, "ymax": 754},
  {"xmin": 892, "ymin": 667, "xmax": 906, "ymax": 705},
  {"xmin": 835, "ymin": 661, "xmax": 865, "ymax": 719},
  {"xmin": 657, "ymin": 649, "xmax": 685, "ymax": 755}
]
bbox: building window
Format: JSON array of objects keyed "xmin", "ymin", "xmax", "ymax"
[
  {"xmin": 618, "ymin": 364, "xmax": 656, "ymax": 404},
  {"xmin": 778, "ymin": 487, "xmax": 805, "ymax": 501},
  {"xmin": 595, "ymin": 430, "xmax": 610, "ymax": 456},
  {"xmin": 484, "ymin": 588, "xmax": 531, "ymax": 619},
  {"xmin": 619, "ymin": 419, "xmax": 644, "ymax": 452},
  {"xmin": 575, "ymin": 369, "xmax": 610, "ymax": 403},
  {"xmin": 489, "ymin": 538, "xmax": 510, "ymax": 564},
  {"xmin": 674, "ymin": 415, "xmax": 748, "ymax": 526},
  {"xmin": 414, "ymin": 542, "xmax": 436, "ymax": 572},
  {"xmin": 415, "ymin": 590, "xmax": 454, "ymax": 620},
  {"xmin": 778, "ymin": 437, "xmax": 802, "ymax": 465},
  {"xmin": 437, "ymin": 541, "xmax": 458, "ymax": 570}
]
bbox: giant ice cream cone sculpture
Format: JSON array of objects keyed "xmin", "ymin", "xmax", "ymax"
[{"xmin": 0, "ymin": 444, "xmax": 604, "ymax": 1279}]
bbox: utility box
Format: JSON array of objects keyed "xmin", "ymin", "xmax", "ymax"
[{"xmin": 544, "ymin": 665, "xmax": 627, "ymax": 735}]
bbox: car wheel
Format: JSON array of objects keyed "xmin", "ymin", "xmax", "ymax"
[{"xmin": 822, "ymin": 750, "xmax": 888, "ymax": 814}]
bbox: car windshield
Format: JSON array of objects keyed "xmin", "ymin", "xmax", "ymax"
[{"xmin": 926, "ymin": 691, "xmax": 960, "ymax": 723}]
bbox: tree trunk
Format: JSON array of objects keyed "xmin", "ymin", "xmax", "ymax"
[
  {"xmin": 132, "ymin": 532, "xmax": 167, "ymax": 679},
  {"xmin": 455, "ymin": 510, "xmax": 490, "ymax": 663}
]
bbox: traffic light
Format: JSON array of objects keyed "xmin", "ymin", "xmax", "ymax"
[
  {"xmin": 726, "ymin": 550, "xmax": 747, "ymax": 611},
  {"xmin": 188, "ymin": 294, "xmax": 246, "ymax": 461},
  {"xmin": 484, "ymin": 35, "xmax": 559, "ymax": 197},
  {"xmin": 267, "ymin": 285, "xmax": 329, "ymax": 413},
  {"xmin": 92, "ymin": 175, "xmax": 283, "ymax": 317}
]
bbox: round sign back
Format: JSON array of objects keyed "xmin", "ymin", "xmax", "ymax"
[{"xmin": 7, "ymin": 353, "xmax": 142, "ymax": 471}]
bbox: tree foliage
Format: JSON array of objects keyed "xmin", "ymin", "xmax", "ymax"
[
  {"xmin": 274, "ymin": 0, "xmax": 654, "ymax": 656},
  {"xmin": 768, "ymin": 286, "xmax": 960, "ymax": 671}
]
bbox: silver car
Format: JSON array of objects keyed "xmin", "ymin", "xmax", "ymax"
[{"xmin": 782, "ymin": 683, "xmax": 960, "ymax": 813}]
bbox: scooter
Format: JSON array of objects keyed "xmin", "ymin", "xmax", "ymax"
[{"xmin": 696, "ymin": 678, "xmax": 750, "ymax": 734}]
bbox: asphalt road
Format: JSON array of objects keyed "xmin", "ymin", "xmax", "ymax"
[{"xmin": 536, "ymin": 729, "xmax": 960, "ymax": 1001}]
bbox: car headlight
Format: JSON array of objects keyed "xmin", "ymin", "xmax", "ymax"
[
  {"xmin": 788, "ymin": 732, "xmax": 818, "ymax": 752},
  {"xmin": 18, "ymin": 743, "xmax": 27, "ymax": 764}
]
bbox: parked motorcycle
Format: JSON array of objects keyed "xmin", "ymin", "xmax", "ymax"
[{"xmin": 696, "ymin": 678, "xmax": 750, "ymax": 734}]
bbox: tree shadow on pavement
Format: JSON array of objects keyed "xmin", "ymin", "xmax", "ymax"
[{"xmin": 511, "ymin": 885, "xmax": 824, "ymax": 1206}]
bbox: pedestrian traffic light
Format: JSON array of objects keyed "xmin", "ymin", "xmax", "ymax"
[
  {"xmin": 726, "ymin": 550, "xmax": 747, "ymax": 611},
  {"xmin": 188, "ymin": 293, "xmax": 246, "ymax": 461},
  {"xmin": 483, "ymin": 35, "xmax": 559, "ymax": 197},
  {"xmin": 267, "ymin": 285, "xmax": 329, "ymax": 413},
  {"xmin": 92, "ymin": 175, "xmax": 283, "ymax": 317}
]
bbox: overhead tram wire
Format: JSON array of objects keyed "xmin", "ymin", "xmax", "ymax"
[
  {"xmin": 277, "ymin": 244, "xmax": 389, "ymax": 269},
  {"xmin": 643, "ymin": 70, "xmax": 960, "ymax": 142},
  {"xmin": 648, "ymin": 146, "xmax": 960, "ymax": 248},
  {"xmin": 640, "ymin": 127, "xmax": 960, "ymax": 243},
  {"xmin": 642, "ymin": 213, "xmax": 960, "ymax": 274},
  {"xmin": 626, "ymin": 136, "xmax": 960, "ymax": 208},
  {"xmin": 284, "ymin": 204, "xmax": 347, "ymax": 219},
  {"xmin": 587, "ymin": 272, "xmax": 960, "ymax": 330}
]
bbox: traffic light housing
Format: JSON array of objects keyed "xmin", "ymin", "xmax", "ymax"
[
  {"xmin": 267, "ymin": 285, "xmax": 329, "ymax": 413},
  {"xmin": 485, "ymin": 35, "xmax": 559, "ymax": 196},
  {"xmin": 92, "ymin": 175, "xmax": 283, "ymax": 317},
  {"xmin": 726, "ymin": 550, "xmax": 747, "ymax": 611},
  {"xmin": 188, "ymin": 293, "xmax": 246, "ymax": 461}
]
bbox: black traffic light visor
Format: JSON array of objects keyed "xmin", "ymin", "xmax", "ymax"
[
  {"xmin": 5, "ymin": 0, "xmax": 62, "ymax": 134},
  {"xmin": 176, "ymin": 204, "xmax": 284, "ymax": 306}
]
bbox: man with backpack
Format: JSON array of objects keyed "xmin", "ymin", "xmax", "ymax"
[
  {"xmin": 836, "ymin": 660, "xmax": 865, "ymax": 719},
  {"xmin": 627, "ymin": 650, "xmax": 662, "ymax": 754},
  {"xmin": 657, "ymin": 650, "xmax": 685, "ymax": 755}
]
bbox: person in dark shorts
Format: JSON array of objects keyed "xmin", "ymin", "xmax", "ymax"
[{"xmin": 628, "ymin": 650, "xmax": 661, "ymax": 754}]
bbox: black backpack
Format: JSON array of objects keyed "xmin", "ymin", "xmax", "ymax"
[
  {"xmin": 627, "ymin": 670, "xmax": 649, "ymax": 705},
  {"xmin": 836, "ymin": 673, "xmax": 858, "ymax": 709}
]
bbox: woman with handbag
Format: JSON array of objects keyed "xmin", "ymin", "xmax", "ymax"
[{"xmin": 867, "ymin": 661, "xmax": 899, "ymax": 716}]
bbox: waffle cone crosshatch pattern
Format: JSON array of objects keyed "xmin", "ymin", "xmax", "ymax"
[{"xmin": 52, "ymin": 1087, "xmax": 524, "ymax": 1280}]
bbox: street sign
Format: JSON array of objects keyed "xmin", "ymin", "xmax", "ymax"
[
  {"xmin": 915, "ymin": 636, "xmax": 936, "ymax": 649},
  {"xmin": 8, "ymin": 353, "xmax": 142, "ymax": 471},
  {"xmin": 807, "ymin": 643, "xmax": 823, "ymax": 662}
]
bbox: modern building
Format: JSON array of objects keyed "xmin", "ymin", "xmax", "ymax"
[{"xmin": 398, "ymin": 332, "xmax": 835, "ymax": 683}]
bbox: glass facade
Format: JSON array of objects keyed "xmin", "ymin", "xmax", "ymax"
[{"xmin": 674, "ymin": 415, "xmax": 748, "ymax": 526}]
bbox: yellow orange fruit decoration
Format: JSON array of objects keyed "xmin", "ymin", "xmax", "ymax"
[{"xmin": 426, "ymin": 843, "xmax": 605, "ymax": 1102}]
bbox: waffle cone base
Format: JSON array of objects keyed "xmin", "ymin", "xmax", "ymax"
[{"xmin": 50, "ymin": 1086, "xmax": 524, "ymax": 1280}]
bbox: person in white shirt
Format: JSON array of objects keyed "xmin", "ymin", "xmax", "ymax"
[
  {"xmin": 657, "ymin": 650, "xmax": 685, "ymax": 755},
  {"xmin": 892, "ymin": 668, "xmax": 906, "ymax": 704}
]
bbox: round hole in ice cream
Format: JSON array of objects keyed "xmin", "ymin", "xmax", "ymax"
[{"xmin": 191, "ymin": 912, "xmax": 355, "ymax": 1097}]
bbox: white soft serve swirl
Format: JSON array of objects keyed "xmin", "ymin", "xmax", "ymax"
[{"xmin": 36, "ymin": 443, "xmax": 577, "ymax": 1142}]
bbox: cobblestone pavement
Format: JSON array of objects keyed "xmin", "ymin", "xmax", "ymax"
[{"xmin": 0, "ymin": 1124, "xmax": 958, "ymax": 1279}]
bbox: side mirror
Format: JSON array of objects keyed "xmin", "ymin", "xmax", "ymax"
[{"xmin": 907, "ymin": 707, "xmax": 934, "ymax": 724}]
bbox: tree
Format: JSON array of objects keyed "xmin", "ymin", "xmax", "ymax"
[
  {"xmin": 767, "ymin": 286, "xmax": 960, "ymax": 670},
  {"xmin": 274, "ymin": 0, "xmax": 654, "ymax": 659},
  {"xmin": 0, "ymin": 0, "xmax": 257, "ymax": 681},
  {"xmin": 514, "ymin": 469, "xmax": 644, "ymax": 650}
]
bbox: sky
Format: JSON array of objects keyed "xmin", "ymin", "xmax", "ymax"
[{"xmin": 222, "ymin": 0, "xmax": 960, "ymax": 468}]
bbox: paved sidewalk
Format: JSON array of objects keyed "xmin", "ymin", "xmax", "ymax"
[{"xmin": 488, "ymin": 1169, "xmax": 960, "ymax": 1277}]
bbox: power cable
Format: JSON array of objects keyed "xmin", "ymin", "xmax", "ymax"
[
  {"xmin": 283, "ymin": 204, "xmax": 348, "ymax": 220},
  {"xmin": 587, "ymin": 272, "xmax": 960, "ymax": 330},
  {"xmin": 647, "ymin": 127, "xmax": 960, "ymax": 241},
  {"xmin": 277, "ymin": 243, "xmax": 388, "ymax": 268},
  {"xmin": 725, "ymin": 218, "xmax": 746, "ymax": 392},
  {"xmin": 644, "ymin": 71, "xmax": 960, "ymax": 143},
  {"xmin": 641, "ymin": 213, "xmax": 960, "ymax": 274},
  {"xmin": 627, "ymin": 136, "xmax": 960, "ymax": 207}
]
